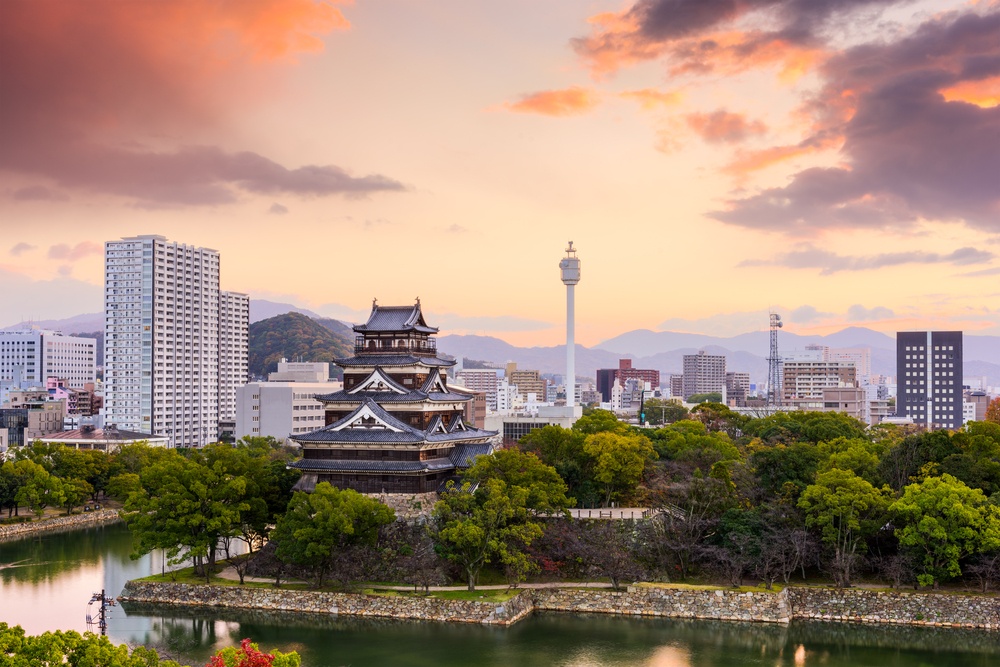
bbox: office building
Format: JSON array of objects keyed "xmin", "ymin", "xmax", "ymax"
[
  {"xmin": 596, "ymin": 359, "xmax": 660, "ymax": 403},
  {"xmin": 103, "ymin": 235, "xmax": 248, "ymax": 447},
  {"xmin": 0, "ymin": 330, "xmax": 96, "ymax": 390},
  {"xmin": 682, "ymin": 351, "xmax": 726, "ymax": 399},
  {"xmin": 897, "ymin": 331, "xmax": 963, "ymax": 430}
]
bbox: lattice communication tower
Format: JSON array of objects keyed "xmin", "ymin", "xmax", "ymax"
[{"xmin": 767, "ymin": 312, "xmax": 783, "ymax": 406}]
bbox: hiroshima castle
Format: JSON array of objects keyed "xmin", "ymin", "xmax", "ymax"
[{"xmin": 289, "ymin": 300, "xmax": 496, "ymax": 495}]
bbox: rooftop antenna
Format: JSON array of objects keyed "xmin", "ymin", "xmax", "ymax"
[{"xmin": 767, "ymin": 312, "xmax": 783, "ymax": 406}]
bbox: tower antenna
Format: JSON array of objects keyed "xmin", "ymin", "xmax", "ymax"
[
  {"xmin": 767, "ymin": 312, "xmax": 783, "ymax": 406},
  {"xmin": 559, "ymin": 242, "xmax": 581, "ymax": 408}
]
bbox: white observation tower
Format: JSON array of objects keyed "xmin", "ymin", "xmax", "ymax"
[{"xmin": 560, "ymin": 242, "xmax": 581, "ymax": 407}]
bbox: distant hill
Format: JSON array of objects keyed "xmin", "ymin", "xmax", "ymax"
[
  {"xmin": 248, "ymin": 312, "xmax": 353, "ymax": 378},
  {"xmin": 314, "ymin": 317, "xmax": 355, "ymax": 340},
  {"xmin": 249, "ymin": 299, "xmax": 322, "ymax": 323},
  {"xmin": 2, "ymin": 312, "xmax": 104, "ymax": 335}
]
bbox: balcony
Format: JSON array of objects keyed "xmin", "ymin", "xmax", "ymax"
[{"xmin": 354, "ymin": 336, "xmax": 437, "ymax": 357}]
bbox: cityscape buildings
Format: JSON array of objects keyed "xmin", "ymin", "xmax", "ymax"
[
  {"xmin": 682, "ymin": 351, "xmax": 726, "ymax": 399},
  {"xmin": 0, "ymin": 329, "xmax": 96, "ymax": 390},
  {"xmin": 896, "ymin": 331, "xmax": 964, "ymax": 430},
  {"xmin": 596, "ymin": 359, "xmax": 660, "ymax": 403},
  {"xmin": 103, "ymin": 235, "xmax": 248, "ymax": 448}
]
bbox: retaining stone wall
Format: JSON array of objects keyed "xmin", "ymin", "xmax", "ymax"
[
  {"xmin": 120, "ymin": 581, "xmax": 534, "ymax": 626},
  {"xmin": 786, "ymin": 587, "xmax": 1000, "ymax": 630},
  {"xmin": 532, "ymin": 586, "xmax": 791, "ymax": 623},
  {"xmin": 118, "ymin": 581, "xmax": 1000, "ymax": 630},
  {"xmin": 0, "ymin": 509, "xmax": 120, "ymax": 542}
]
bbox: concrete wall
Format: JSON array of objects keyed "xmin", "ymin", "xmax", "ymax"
[
  {"xmin": 0, "ymin": 508, "xmax": 120, "ymax": 542},
  {"xmin": 119, "ymin": 581, "xmax": 1000, "ymax": 630}
]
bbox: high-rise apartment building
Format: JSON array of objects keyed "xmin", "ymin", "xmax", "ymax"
[
  {"xmin": 0, "ymin": 330, "xmax": 96, "ymax": 389},
  {"xmin": 897, "ymin": 331, "xmax": 963, "ymax": 430},
  {"xmin": 682, "ymin": 351, "xmax": 726, "ymax": 399},
  {"xmin": 782, "ymin": 361, "xmax": 857, "ymax": 402},
  {"xmin": 505, "ymin": 363, "xmax": 546, "ymax": 403},
  {"xmin": 219, "ymin": 291, "xmax": 250, "ymax": 423},
  {"xmin": 454, "ymin": 368, "xmax": 502, "ymax": 411},
  {"xmin": 104, "ymin": 235, "xmax": 247, "ymax": 447}
]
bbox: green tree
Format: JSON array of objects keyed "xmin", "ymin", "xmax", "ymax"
[
  {"xmin": 816, "ymin": 437, "xmax": 886, "ymax": 485},
  {"xmin": 271, "ymin": 483, "xmax": 394, "ymax": 588},
  {"xmin": 432, "ymin": 478, "xmax": 542, "ymax": 590},
  {"xmin": 890, "ymin": 473, "xmax": 1000, "ymax": 588},
  {"xmin": 519, "ymin": 425, "xmax": 595, "ymax": 505},
  {"xmin": 60, "ymin": 478, "xmax": 94, "ymax": 515},
  {"xmin": 0, "ymin": 459, "xmax": 48, "ymax": 517},
  {"xmin": 583, "ymin": 431, "xmax": 657, "ymax": 506},
  {"xmin": 572, "ymin": 409, "xmax": 629, "ymax": 435},
  {"xmin": 686, "ymin": 392, "xmax": 722, "ymax": 404},
  {"xmin": 121, "ymin": 452, "xmax": 250, "ymax": 581},
  {"xmin": 749, "ymin": 441, "xmax": 821, "ymax": 501},
  {"xmin": 0, "ymin": 622, "xmax": 186, "ymax": 667},
  {"xmin": 640, "ymin": 398, "xmax": 688, "ymax": 426},
  {"xmin": 464, "ymin": 448, "xmax": 573, "ymax": 514},
  {"xmin": 798, "ymin": 468, "xmax": 891, "ymax": 587},
  {"xmin": 15, "ymin": 468, "xmax": 65, "ymax": 518}
]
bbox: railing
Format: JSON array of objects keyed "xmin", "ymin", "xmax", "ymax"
[{"xmin": 354, "ymin": 337, "xmax": 437, "ymax": 356}]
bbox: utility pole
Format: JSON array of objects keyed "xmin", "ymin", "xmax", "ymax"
[{"xmin": 86, "ymin": 589, "xmax": 116, "ymax": 635}]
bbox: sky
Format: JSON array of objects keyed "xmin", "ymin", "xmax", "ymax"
[{"xmin": 1, "ymin": 0, "xmax": 999, "ymax": 346}]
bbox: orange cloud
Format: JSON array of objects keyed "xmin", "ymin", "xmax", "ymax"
[
  {"xmin": 619, "ymin": 88, "xmax": 683, "ymax": 110},
  {"xmin": 940, "ymin": 76, "xmax": 1000, "ymax": 108},
  {"xmin": 504, "ymin": 87, "xmax": 599, "ymax": 117},
  {"xmin": 722, "ymin": 136, "xmax": 843, "ymax": 177}
]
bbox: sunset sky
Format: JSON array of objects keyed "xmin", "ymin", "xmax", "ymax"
[{"xmin": 1, "ymin": 0, "xmax": 998, "ymax": 346}]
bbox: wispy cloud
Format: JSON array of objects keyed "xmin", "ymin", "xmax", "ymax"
[
  {"xmin": 740, "ymin": 244, "xmax": 994, "ymax": 275},
  {"xmin": 268, "ymin": 202, "xmax": 289, "ymax": 215},
  {"xmin": 48, "ymin": 242, "xmax": 102, "ymax": 262},
  {"xmin": 12, "ymin": 185, "xmax": 68, "ymax": 201},
  {"xmin": 9, "ymin": 242, "xmax": 35, "ymax": 257},
  {"xmin": 503, "ymin": 87, "xmax": 599, "ymax": 116}
]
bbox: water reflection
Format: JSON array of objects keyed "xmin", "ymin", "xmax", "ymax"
[{"xmin": 2, "ymin": 525, "xmax": 999, "ymax": 667}]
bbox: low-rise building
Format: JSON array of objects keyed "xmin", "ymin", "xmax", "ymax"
[{"xmin": 235, "ymin": 381, "xmax": 340, "ymax": 442}]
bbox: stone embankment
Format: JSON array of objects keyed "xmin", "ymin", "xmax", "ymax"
[
  {"xmin": 786, "ymin": 587, "xmax": 1000, "ymax": 629},
  {"xmin": 120, "ymin": 581, "xmax": 535, "ymax": 626},
  {"xmin": 119, "ymin": 580, "xmax": 1000, "ymax": 630},
  {"xmin": 0, "ymin": 509, "xmax": 120, "ymax": 542}
]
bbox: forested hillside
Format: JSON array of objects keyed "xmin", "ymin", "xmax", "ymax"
[{"xmin": 248, "ymin": 312, "xmax": 352, "ymax": 378}]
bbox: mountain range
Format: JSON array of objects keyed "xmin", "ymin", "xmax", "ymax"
[{"xmin": 5, "ymin": 303, "xmax": 998, "ymax": 385}]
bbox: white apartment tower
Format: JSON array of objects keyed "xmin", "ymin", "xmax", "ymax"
[
  {"xmin": 219, "ymin": 291, "xmax": 250, "ymax": 423},
  {"xmin": 104, "ymin": 235, "xmax": 247, "ymax": 447}
]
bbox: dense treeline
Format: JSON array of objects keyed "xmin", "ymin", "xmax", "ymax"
[{"xmin": 6, "ymin": 404, "xmax": 999, "ymax": 594}]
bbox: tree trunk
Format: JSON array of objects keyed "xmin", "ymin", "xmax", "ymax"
[{"xmin": 467, "ymin": 567, "xmax": 476, "ymax": 591}]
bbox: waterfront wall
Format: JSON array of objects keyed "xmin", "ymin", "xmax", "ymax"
[
  {"xmin": 120, "ymin": 581, "xmax": 535, "ymax": 626},
  {"xmin": 532, "ymin": 586, "xmax": 791, "ymax": 623},
  {"xmin": 0, "ymin": 509, "xmax": 120, "ymax": 542},
  {"xmin": 120, "ymin": 580, "xmax": 999, "ymax": 630},
  {"xmin": 786, "ymin": 587, "xmax": 1000, "ymax": 630}
]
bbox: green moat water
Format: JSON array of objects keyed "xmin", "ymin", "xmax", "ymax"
[{"xmin": 2, "ymin": 523, "xmax": 998, "ymax": 666}]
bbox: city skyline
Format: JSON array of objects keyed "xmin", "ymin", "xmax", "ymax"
[{"xmin": 2, "ymin": 0, "xmax": 999, "ymax": 347}]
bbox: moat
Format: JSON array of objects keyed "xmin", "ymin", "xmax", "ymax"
[{"xmin": 1, "ymin": 522, "xmax": 997, "ymax": 666}]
